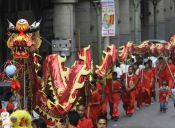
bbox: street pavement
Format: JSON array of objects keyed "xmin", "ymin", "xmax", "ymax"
[{"xmin": 108, "ymin": 99, "xmax": 175, "ymax": 128}]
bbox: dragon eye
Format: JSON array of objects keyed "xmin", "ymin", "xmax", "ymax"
[{"xmin": 18, "ymin": 19, "xmax": 27, "ymax": 24}]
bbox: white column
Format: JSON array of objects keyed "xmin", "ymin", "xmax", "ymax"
[
  {"xmin": 132, "ymin": 0, "xmax": 141, "ymax": 43},
  {"xmin": 119, "ymin": 0, "xmax": 131, "ymax": 44},
  {"xmin": 53, "ymin": 0, "xmax": 77, "ymax": 66}
]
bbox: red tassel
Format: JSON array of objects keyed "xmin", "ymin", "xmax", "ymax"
[{"xmin": 10, "ymin": 79, "xmax": 21, "ymax": 92}]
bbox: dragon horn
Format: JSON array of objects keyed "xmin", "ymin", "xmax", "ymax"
[
  {"xmin": 7, "ymin": 19, "xmax": 15, "ymax": 31},
  {"xmin": 35, "ymin": 18, "xmax": 42, "ymax": 28},
  {"xmin": 29, "ymin": 18, "xmax": 42, "ymax": 31}
]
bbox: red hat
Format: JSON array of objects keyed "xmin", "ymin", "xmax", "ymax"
[{"xmin": 6, "ymin": 103, "xmax": 15, "ymax": 111}]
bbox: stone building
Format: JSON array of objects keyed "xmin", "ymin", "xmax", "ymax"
[{"xmin": 0, "ymin": 0, "xmax": 175, "ymax": 66}]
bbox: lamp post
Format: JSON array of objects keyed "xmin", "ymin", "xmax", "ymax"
[
  {"xmin": 150, "ymin": 0, "xmax": 161, "ymax": 39},
  {"xmin": 92, "ymin": 0, "xmax": 102, "ymax": 64}
]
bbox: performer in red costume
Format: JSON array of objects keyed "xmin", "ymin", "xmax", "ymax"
[
  {"xmin": 88, "ymin": 77, "xmax": 103, "ymax": 127},
  {"xmin": 122, "ymin": 66, "xmax": 139, "ymax": 116},
  {"xmin": 156, "ymin": 57, "xmax": 166, "ymax": 87},
  {"xmin": 133, "ymin": 63, "xmax": 143, "ymax": 109},
  {"xmin": 108, "ymin": 72, "xmax": 122, "ymax": 121},
  {"xmin": 77, "ymin": 104, "xmax": 93, "ymax": 128},
  {"xmin": 165, "ymin": 57, "xmax": 175, "ymax": 89},
  {"xmin": 101, "ymin": 72, "xmax": 112, "ymax": 117},
  {"xmin": 148, "ymin": 59, "xmax": 156, "ymax": 101},
  {"xmin": 142, "ymin": 62, "xmax": 154, "ymax": 105}
]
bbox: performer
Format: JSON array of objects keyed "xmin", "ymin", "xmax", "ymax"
[
  {"xmin": 159, "ymin": 81, "xmax": 170, "ymax": 113},
  {"xmin": 77, "ymin": 104, "xmax": 93, "ymax": 128},
  {"xmin": 165, "ymin": 57, "xmax": 175, "ymax": 89},
  {"xmin": 88, "ymin": 77, "xmax": 103, "ymax": 127},
  {"xmin": 108, "ymin": 72, "xmax": 122, "ymax": 121},
  {"xmin": 122, "ymin": 66, "xmax": 139, "ymax": 116},
  {"xmin": 156, "ymin": 57, "xmax": 166, "ymax": 87},
  {"xmin": 133, "ymin": 63, "xmax": 143, "ymax": 109},
  {"xmin": 148, "ymin": 59, "xmax": 156, "ymax": 101},
  {"xmin": 101, "ymin": 72, "xmax": 112, "ymax": 117},
  {"xmin": 142, "ymin": 62, "xmax": 154, "ymax": 105}
]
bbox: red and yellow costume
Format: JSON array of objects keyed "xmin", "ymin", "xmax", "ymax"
[{"xmin": 122, "ymin": 73, "xmax": 137, "ymax": 115}]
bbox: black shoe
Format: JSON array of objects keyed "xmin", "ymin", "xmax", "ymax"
[
  {"xmin": 127, "ymin": 113, "xmax": 133, "ymax": 117},
  {"xmin": 163, "ymin": 108, "xmax": 166, "ymax": 113},
  {"xmin": 160, "ymin": 108, "xmax": 163, "ymax": 112},
  {"xmin": 112, "ymin": 116, "xmax": 119, "ymax": 121}
]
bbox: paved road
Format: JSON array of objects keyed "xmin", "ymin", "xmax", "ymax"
[{"xmin": 108, "ymin": 99, "xmax": 175, "ymax": 128}]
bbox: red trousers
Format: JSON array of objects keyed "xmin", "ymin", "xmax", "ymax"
[
  {"xmin": 89, "ymin": 105, "xmax": 101, "ymax": 128},
  {"xmin": 142, "ymin": 87, "xmax": 151, "ymax": 105},
  {"xmin": 109, "ymin": 92, "xmax": 120, "ymax": 117},
  {"xmin": 151, "ymin": 81, "xmax": 156, "ymax": 99},
  {"xmin": 136, "ymin": 86, "xmax": 143, "ymax": 108},
  {"xmin": 122, "ymin": 91, "xmax": 136, "ymax": 115}
]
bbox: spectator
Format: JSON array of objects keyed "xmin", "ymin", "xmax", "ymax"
[
  {"xmin": 159, "ymin": 81, "xmax": 170, "ymax": 113},
  {"xmin": 97, "ymin": 116, "xmax": 107, "ymax": 128},
  {"xmin": 77, "ymin": 104, "xmax": 93, "ymax": 128},
  {"xmin": 32, "ymin": 118, "xmax": 47, "ymax": 128},
  {"xmin": 6, "ymin": 102, "xmax": 14, "ymax": 114},
  {"xmin": 171, "ymin": 86, "xmax": 175, "ymax": 107},
  {"xmin": 66, "ymin": 111, "xmax": 80, "ymax": 128}
]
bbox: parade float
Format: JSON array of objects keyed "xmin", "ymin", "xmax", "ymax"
[{"xmin": 1, "ymin": 18, "xmax": 175, "ymax": 126}]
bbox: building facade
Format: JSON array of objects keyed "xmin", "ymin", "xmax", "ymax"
[{"xmin": 0, "ymin": 0, "xmax": 175, "ymax": 65}]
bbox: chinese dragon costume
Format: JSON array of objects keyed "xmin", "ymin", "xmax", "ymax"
[
  {"xmin": 4, "ymin": 18, "xmax": 175, "ymax": 123},
  {"xmin": 6, "ymin": 19, "xmax": 94, "ymax": 122}
]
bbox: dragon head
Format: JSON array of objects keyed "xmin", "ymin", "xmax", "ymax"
[{"xmin": 7, "ymin": 19, "xmax": 41, "ymax": 59}]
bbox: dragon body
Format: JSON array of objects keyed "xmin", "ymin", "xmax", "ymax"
[{"xmin": 117, "ymin": 36, "xmax": 175, "ymax": 62}]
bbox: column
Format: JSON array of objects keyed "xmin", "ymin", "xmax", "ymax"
[
  {"xmin": 119, "ymin": 0, "xmax": 131, "ymax": 44},
  {"xmin": 132, "ymin": 0, "xmax": 141, "ymax": 43},
  {"xmin": 53, "ymin": 0, "xmax": 77, "ymax": 66}
]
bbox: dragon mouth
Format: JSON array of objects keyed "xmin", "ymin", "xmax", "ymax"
[{"xmin": 12, "ymin": 41, "xmax": 30, "ymax": 59}]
